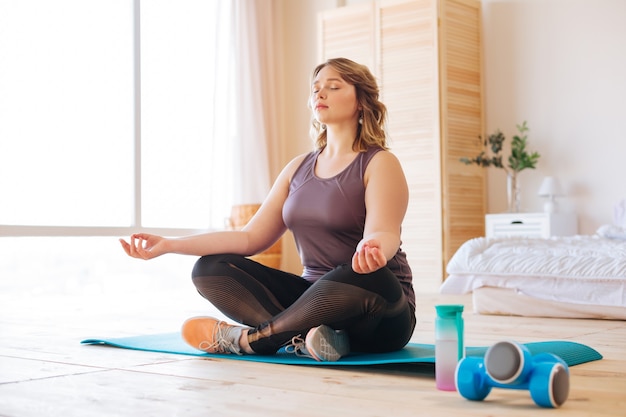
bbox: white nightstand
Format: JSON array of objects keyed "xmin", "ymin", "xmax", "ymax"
[{"xmin": 485, "ymin": 212, "xmax": 578, "ymax": 239}]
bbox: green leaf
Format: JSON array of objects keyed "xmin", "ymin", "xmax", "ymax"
[{"xmin": 459, "ymin": 120, "xmax": 540, "ymax": 173}]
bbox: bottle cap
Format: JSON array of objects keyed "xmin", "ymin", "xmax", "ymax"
[{"xmin": 435, "ymin": 304, "xmax": 464, "ymax": 318}]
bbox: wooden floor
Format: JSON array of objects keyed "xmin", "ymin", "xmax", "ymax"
[
  {"xmin": 0, "ymin": 237, "xmax": 625, "ymax": 416},
  {"xmin": 1, "ymin": 280, "xmax": 625, "ymax": 417}
]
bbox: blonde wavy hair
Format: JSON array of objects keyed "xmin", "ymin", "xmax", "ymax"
[{"xmin": 309, "ymin": 58, "xmax": 388, "ymax": 151}]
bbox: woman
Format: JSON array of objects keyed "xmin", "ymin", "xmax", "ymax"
[{"xmin": 120, "ymin": 57, "xmax": 416, "ymax": 361}]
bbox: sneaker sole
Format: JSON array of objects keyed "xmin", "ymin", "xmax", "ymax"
[{"xmin": 305, "ymin": 325, "xmax": 350, "ymax": 362}]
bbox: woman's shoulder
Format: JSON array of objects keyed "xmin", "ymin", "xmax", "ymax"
[
  {"xmin": 288, "ymin": 150, "xmax": 317, "ymax": 170},
  {"xmin": 364, "ymin": 147, "xmax": 401, "ymax": 165},
  {"xmin": 278, "ymin": 150, "xmax": 317, "ymax": 182},
  {"xmin": 364, "ymin": 147, "xmax": 405, "ymax": 179}
]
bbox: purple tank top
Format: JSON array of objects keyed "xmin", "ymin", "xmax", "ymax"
[{"xmin": 283, "ymin": 146, "xmax": 415, "ymax": 309}]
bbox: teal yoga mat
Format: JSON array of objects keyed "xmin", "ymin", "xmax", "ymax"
[{"xmin": 81, "ymin": 333, "xmax": 602, "ymax": 367}]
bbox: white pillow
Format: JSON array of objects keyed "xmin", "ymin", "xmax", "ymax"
[{"xmin": 597, "ymin": 224, "xmax": 626, "ymax": 240}]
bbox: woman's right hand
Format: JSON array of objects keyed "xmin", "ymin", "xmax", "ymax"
[{"xmin": 119, "ymin": 233, "xmax": 169, "ymax": 260}]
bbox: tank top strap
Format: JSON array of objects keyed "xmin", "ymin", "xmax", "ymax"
[{"xmin": 357, "ymin": 146, "xmax": 384, "ymax": 177}]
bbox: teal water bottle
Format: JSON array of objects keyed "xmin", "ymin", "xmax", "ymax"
[{"xmin": 435, "ymin": 304, "xmax": 465, "ymax": 391}]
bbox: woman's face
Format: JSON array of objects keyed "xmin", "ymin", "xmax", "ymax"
[{"xmin": 310, "ymin": 65, "xmax": 359, "ymax": 127}]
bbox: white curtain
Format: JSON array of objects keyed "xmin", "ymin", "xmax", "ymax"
[
  {"xmin": 227, "ymin": 0, "xmax": 277, "ymax": 205},
  {"xmin": 145, "ymin": 0, "xmax": 279, "ymax": 227}
]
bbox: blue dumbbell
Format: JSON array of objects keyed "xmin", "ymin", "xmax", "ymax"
[{"xmin": 456, "ymin": 340, "xmax": 570, "ymax": 408}]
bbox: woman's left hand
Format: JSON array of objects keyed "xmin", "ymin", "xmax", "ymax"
[{"xmin": 352, "ymin": 239, "xmax": 387, "ymax": 274}]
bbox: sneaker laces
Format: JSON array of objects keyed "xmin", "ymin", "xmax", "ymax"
[
  {"xmin": 199, "ymin": 321, "xmax": 242, "ymax": 355},
  {"xmin": 284, "ymin": 335, "xmax": 312, "ymax": 358}
]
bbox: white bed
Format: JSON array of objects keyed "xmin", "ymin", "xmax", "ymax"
[{"xmin": 440, "ymin": 224, "xmax": 626, "ymax": 320}]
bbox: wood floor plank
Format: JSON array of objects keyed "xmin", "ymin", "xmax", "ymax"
[
  {"xmin": 0, "ymin": 368, "xmax": 450, "ymax": 417},
  {"xmin": 0, "ymin": 356, "xmax": 103, "ymax": 384},
  {"xmin": 0, "ymin": 356, "xmax": 623, "ymax": 417}
]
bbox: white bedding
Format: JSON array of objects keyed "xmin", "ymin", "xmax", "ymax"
[
  {"xmin": 472, "ymin": 287, "xmax": 626, "ymax": 320},
  {"xmin": 441, "ymin": 234, "xmax": 626, "ymax": 308}
]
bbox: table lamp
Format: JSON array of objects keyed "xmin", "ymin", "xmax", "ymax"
[{"xmin": 538, "ymin": 176, "xmax": 563, "ymax": 213}]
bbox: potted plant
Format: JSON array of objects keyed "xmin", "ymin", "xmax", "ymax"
[{"xmin": 460, "ymin": 121, "xmax": 540, "ymax": 212}]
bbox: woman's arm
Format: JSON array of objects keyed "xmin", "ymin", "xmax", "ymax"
[
  {"xmin": 352, "ymin": 150, "xmax": 409, "ymax": 273},
  {"xmin": 120, "ymin": 153, "xmax": 308, "ymax": 260},
  {"xmin": 119, "ymin": 230, "xmax": 252, "ymax": 260}
]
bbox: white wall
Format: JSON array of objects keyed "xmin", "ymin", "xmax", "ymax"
[{"xmin": 482, "ymin": 0, "xmax": 626, "ymax": 233}]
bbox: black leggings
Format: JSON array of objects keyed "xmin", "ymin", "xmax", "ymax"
[{"xmin": 191, "ymin": 254, "xmax": 416, "ymax": 355}]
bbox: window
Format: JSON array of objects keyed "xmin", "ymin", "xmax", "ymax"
[
  {"xmin": 0, "ymin": 0, "xmax": 134, "ymax": 227},
  {"xmin": 0, "ymin": 0, "xmax": 233, "ymax": 234}
]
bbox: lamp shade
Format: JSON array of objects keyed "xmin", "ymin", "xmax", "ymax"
[{"xmin": 538, "ymin": 176, "xmax": 563, "ymax": 197}]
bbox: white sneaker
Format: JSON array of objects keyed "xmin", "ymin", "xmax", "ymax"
[{"xmin": 304, "ymin": 325, "xmax": 350, "ymax": 362}]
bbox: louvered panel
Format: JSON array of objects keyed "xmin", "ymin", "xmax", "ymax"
[
  {"xmin": 379, "ymin": 0, "xmax": 442, "ymax": 290},
  {"xmin": 439, "ymin": 0, "xmax": 484, "ymax": 272},
  {"xmin": 317, "ymin": 4, "xmax": 375, "ymax": 72},
  {"xmin": 448, "ymin": 173, "xmax": 484, "ymax": 229}
]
